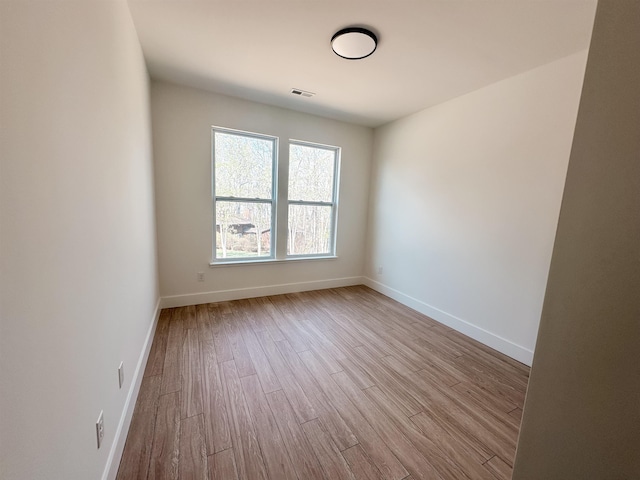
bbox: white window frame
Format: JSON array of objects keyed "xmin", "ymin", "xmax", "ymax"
[
  {"xmin": 287, "ymin": 140, "xmax": 341, "ymax": 259},
  {"xmin": 211, "ymin": 126, "xmax": 278, "ymax": 263},
  {"xmin": 210, "ymin": 127, "xmax": 340, "ymax": 265}
]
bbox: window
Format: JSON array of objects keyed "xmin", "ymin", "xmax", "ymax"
[
  {"xmin": 212, "ymin": 127, "xmax": 340, "ymax": 263},
  {"xmin": 288, "ymin": 141, "xmax": 339, "ymax": 256},
  {"xmin": 213, "ymin": 128, "xmax": 276, "ymax": 260}
]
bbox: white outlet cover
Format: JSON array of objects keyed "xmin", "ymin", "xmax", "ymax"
[{"xmin": 96, "ymin": 410, "xmax": 104, "ymax": 449}]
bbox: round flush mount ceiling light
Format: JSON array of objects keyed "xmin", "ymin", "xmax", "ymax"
[{"xmin": 331, "ymin": 27, "xmax": 377, "ymax": 60}]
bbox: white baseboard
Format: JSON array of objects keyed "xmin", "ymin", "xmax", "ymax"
[
  {"xmin": 103, "ymin": 297, "xmax": 162, "ymax": 480},
  {"xmin": 363, "ymin": 277, "xmax": 534, "ymax": 366},
  {"xmin": 160, "ymin": 276, "xmax": 364, "ymax": 309}
]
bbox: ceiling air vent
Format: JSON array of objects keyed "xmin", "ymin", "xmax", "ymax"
[{"xmin": 291, "ymin": 88, "xmax": 315, "ymax": 98}]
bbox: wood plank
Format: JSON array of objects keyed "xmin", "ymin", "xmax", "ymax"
[
  {"xmin": 446, "ymin": 329, "xmax": 530, "ymax": 379},
  {"xmin": 240, "ymin": 324, "xmax": 282, "ymax": 393},
  {"xmin": 297, "ymin": 318, "xmax": 346, "ymax": 373},
  {"xmin": 408, "ymin": 370, "xmax": 516, "ymax": 464},
  {"xmin": 208, "ymin": 303, "xmax": 234, "ymax": 363},
  {"xmin": 416, "ymin": 356, "xmax": 463, "ymax": 388},
  {"xmin": 342, "ymin": 444, "xmax": 385, "ymax": 480},
  {"xmin": 484, "ymin": 455, "xmax": 513, "ymax": 480},
  {"xmin": 426, "ymin": 371, "xmax": 520, "ymax": 447},
  {"xmin": 332, "ymin": 372, "xmax": 446, "ymax": 480},
  {"xmin": 208, "ymin": 449, "xmax": 239, "ymax": 480},
  {"xmin": 276, "ymin": 339, "xmax": 358, "ymax": 451},
  {"xmin": 399, "ymin": 321, "xmax": 465, "ymax": 359},
  {"xmin": 302, "ymin": 419, "xmax": 357, "ymax": 480},
  {"xmin": 319, "ymin": 320, "xmax": 364, "ymax": 352},
  {"xmin": 380, "ymin": 335, "xmax": 433, "ymax": 373},
  {"xmin": 350, "ymin": 286, "xmax": 438, "ymax": 329},
  {"xmin": 179, "ymin": 414, "xmax": 207, "ymax": 480},
  {"xmin": 266, "ymin": 389, "xmax": 326, "ymax": 480},
  {"xmin": 303, "ymin": 297, "xmax": 363, "ymax": 350},
  {"xmin": 406, "ymin": 407, "xmax": 490, "ymax": 465},
  {"xmin": 267, "ymin": 296, "xmax": 311, "ymax": 352},
  {"xmin": 386, "ymin": 335, "xmax": 464, "ymax": 386},
  {"xmin": 410, "ymin": 412, "xmax": 497, "ymax": 480},
  {"xmin": 250, "ymin": 296, "xmax": 287, "ymax": 342},
  {"xmin": 338, "ymin": 355, "xmax": 376, "ymax": 390},
  {"xmin": 240, "ymin": 374, "xmax": 298, "ymax": 480},
  {"xmin": 452, "ymin": 355, "xmax": 527, "ymax": 407},
  {"xmin": 184, "ymin": 304, "xmax": 198, "ymax": 330},
  {"xmin": 324, "ymin": 290, "xmax": 391, "ymax": 334},
  {"xmin": 254, "ymin": 330, "xmax": 317, "ymax": 423},
  {"xmin": 365, "ymin": 387, "xmax": 487, "ymax": 479},
  {"xmin": 349, "ymin": 346, "xmax": 423, "ymax": 417},
  {"xmin": 144, "ymin": 310, "xmax": 171, "ymax": 377},
  {"xmin": 148, "ymin": 392, "xmax": 180, "ymax": 480},
  {"xmin": 380, "ymin": 355, "xmax": 415, "ymax": 377},
  {"xmin": 224, "ymin": 313, "xmax": 256, "ymax": 377},
  {"xmin": 451, "ymin": 381, "xmax": 520, "ymax": 429},
  {"xmin": 181, "ymin": 328, "xmax": 204, "ymax": 418},
  {"xmin": 116, "ymin": 375, "xmax": 161, "ymax": 480},
  {"xmin": 203, "ymin": 359, "xmax": 231, "ymax": 453},
  {"xmin": 330, "ymin": 312, "xmax": 395, "ymax": 356},
  {"xmin": 509, "ymin": 407, "xmax": 523, "ymax": 423},
  {"xmin": 236, "ymin": 298, "xmax": 266, "ymax": 333},
  {"xmin": 220, "ymin": 360, "xmax": 268, "ymax": 480},
  {"xmin": 451, "ymin": 378, "xmax": 519, "ymax": 415},
  {"xmin": 216, "ymin": 301, "xmax": 232, "ymax": 315},
  {"xmin": 161, "ymin": 309, "xmax": 184, "ymax": 394},
  {"xmin": 384, "ymin": 326, "xmax": 458, "ymax": 367},
  {"xmin": 452, "ymin": 353, "xmax": 528, "ymax": 398},
  {"xmin": 300, "ymin": 350, "xmax": 409, "ymax": 480},
  {"xmin": 197, "ymin": 305, "xmax": 231, "ymax": 454},
  {"xmin": 253, "ymin": 329, "xmax": 290, "ymax": 377},
  {"xmin": 195, "ymin": 303, "xmax": 210, "ymax": 333}
]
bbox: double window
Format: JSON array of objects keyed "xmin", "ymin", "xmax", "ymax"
[{"xmin": 212, "ymin": 127, "xmax": 340, "ymax": 263}]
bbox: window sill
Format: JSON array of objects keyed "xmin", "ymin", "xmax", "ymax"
[{"xmin": 209, "ymin": 256, "xmax": 338, "ymax": 267}]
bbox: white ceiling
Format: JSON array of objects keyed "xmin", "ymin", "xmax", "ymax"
[{"xmin": 128, "ymin": 0, "xmax": 597, "ymax": 127}]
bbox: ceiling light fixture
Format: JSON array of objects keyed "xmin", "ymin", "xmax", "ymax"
[{"xmin": 331, "ymin": 27, "xmax": 377, "ymax": 60}]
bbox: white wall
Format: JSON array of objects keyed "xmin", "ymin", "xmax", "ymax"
[
  {"xmin": 365, "ymin": 51, "xmax": 588, "ymax": 364},
  {"xmin": 514, "ymin": 1, "xmax": 640, "ymax": 476},
  {"xmin": 0, "ymin": 2, "xmax": 159, "ymax": 479},
  {"xmin": 151, "ymin": 82, "xmax": 373, "ymax": 306}
]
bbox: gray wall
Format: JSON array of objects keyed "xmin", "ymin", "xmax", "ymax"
[
  {"xmin": 0, "ymin": 2, "xmax": 159, "ymax": 479},
  {"xmin": 151, "ymin": 82, "xmax": 373, "ymax": 307},
  {"xmin": 365, "ymin": 52, "xmax": 588, "ymax": 365},
  {"xmin": 513, "ymin": 1, "xmax": 640, "ymax": 477}
]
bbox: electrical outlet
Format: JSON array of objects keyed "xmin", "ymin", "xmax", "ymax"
[
  {"xmin": 378, "ymin": 266, "xmax": 383, "ymax": 275},
  {"xmin": 118, "ymin": 362, "xmax": 124, "ymax": 389},
  {"xmin": 96, "ymin": 410, "xmax": 104, "ymax": 449},
  {"xmin": 197, "ymin": 272, "xmax": 205, "ymax": 282}
]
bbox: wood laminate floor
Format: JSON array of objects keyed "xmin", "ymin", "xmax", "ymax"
[{"xmin": 116, "ymin": 286, "xmax": 529, "ymax": 480}]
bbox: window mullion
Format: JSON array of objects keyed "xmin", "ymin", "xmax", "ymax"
[{"xmin": 275, "ymin": 139, "xmax": 289, "ymax": 260}]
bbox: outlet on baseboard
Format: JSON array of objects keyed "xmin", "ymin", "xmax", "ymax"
[
  {"xmin": 96, "ymin": 410, "xmax": 104, "ymax": 449},
  {"xmin": 118, "ymin": 361, "xmax": 124, "ymax": 389}
]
